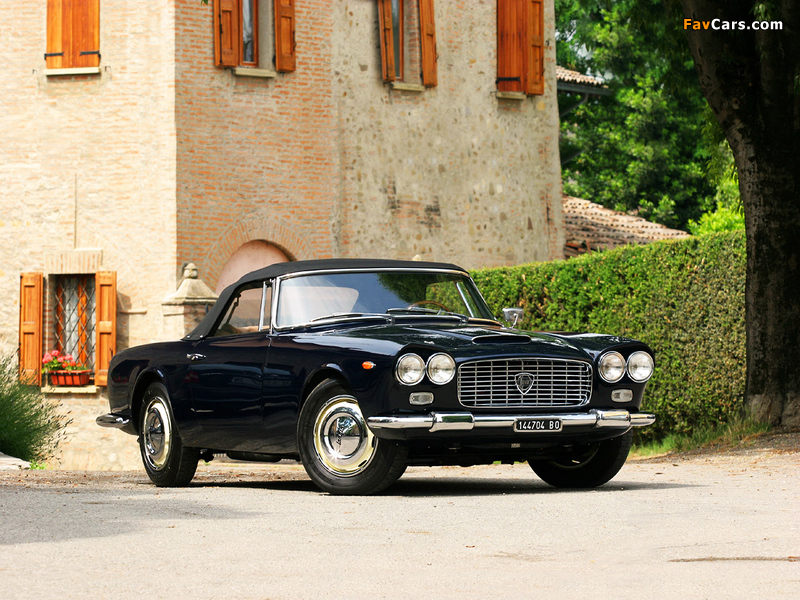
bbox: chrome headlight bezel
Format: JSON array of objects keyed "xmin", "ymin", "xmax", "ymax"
[
  {"xmin": 627, "ymin": 351, "xmax": 654, "ymax": 383},
  {"xmin": 395, "ymin": 353, "xmax": 426, "ymax": 385},
  {"xmin": 426, "ymin": 353, "xmax": 456, "ymax": 385},
  {"xmin": 598, "ymin": 351, "xmax": 626, "ymax": 383}
]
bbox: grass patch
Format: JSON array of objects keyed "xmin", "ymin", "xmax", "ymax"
[
  {"xmin": 0, "ymin": 355, "xmax": 68, "ymax": 462},
  {"xmin": 632, "ymin": 417, "xmax": 771, "ymax": 457}
]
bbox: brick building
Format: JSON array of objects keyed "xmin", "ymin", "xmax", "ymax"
[{"xmin": 2, "ymin": 1, "xmax": 562, "ymax": 468}]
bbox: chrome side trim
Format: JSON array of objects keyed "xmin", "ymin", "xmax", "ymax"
[
  {"xmin": 366, "ymin": 409, "xmax": 656, "ymax": 433},
  {"xmin": 96, "ymin": 413, "xmax": 131, "ymax": 429}
]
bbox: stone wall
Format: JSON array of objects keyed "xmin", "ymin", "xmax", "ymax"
[
  {"xmin": 49, "ymin": 389, "xmax": 140, "ymax": 471},
  {"xmin": 173, "ymin": 0, "xmax": 563, "ymax": 283},
  {"xmin": 333, "ymin": 1, "xmax": 564, "ymax": 268},
  {"xmin": 0, "ymin": 0, "xmax": 181, "ymax": 354}
]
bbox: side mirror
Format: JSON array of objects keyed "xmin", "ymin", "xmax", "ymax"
[{"xmin": 502, "ymin": 308, "xmax": 523, "ymax": 328}]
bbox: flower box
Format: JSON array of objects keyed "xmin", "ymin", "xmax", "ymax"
[{"xmin": 49, "ymin": 370, "xmax": 91, "ymax": 387}]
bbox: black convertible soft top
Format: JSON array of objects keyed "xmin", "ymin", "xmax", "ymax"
[{"xmin": 186, "ymin": 258, "xmax": 467, "ymax": 340}]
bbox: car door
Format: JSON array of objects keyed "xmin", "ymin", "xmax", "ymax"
[{"xmin": 187, "ymin": 282, "xmax": 272, "ymax": 451}]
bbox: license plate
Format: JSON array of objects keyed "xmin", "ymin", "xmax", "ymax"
[{"xmin": 515, "ymin": 418, "xmax": 562, "ymax": 432}]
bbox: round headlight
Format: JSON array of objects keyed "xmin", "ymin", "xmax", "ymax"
[
  {"xmin": 427, "ymin": 353, "xmax": 455, "ymax": 385},
  {"xmin": 627, "ymin": 351, "xmax": 654, "ymax": 382},
  {"xmin": 395, "ymin": 353, "xmax": 425, "ymax": 385},
  {"xmin": 598, "ymin": 351, "xmax": 626, "ymax": 383}
]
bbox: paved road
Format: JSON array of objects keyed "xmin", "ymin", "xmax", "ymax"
[{"xmin": 0, "ymin": 445, "xmax": 797, "ymax": 600}]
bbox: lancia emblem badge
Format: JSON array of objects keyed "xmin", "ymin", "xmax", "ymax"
[{"xmin": 515, "ymin": 372, "xmax": 535, "ymax": 395}]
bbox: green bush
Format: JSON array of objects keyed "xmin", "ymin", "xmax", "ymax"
[
  {"xmin": 0, "ymin": 355, "xmax": 68, "ymax": 462},
  {"xmin": 470, "ymin": 231, "xmax": 746, "ymax": 442}
]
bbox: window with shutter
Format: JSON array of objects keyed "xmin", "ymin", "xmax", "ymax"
[
  {"xmin": 19, "ymin": 273, "xmax": 44, "ymax": 385},
  {"xmin": 496, "ymin": 0, "xmax": 545, "ymax": 95},
  {"xmin": 377, "ymin": 0, "xmax": 437, "ymax": 88},
  {"xmin": 19, "ymin": 271, "xmax": 117, "ymax": 387},
  {"xmin": 214, "ymin": 0, "xmax": 296, "ymax": 73},
  {"xmin": 46, "ymin": 0, "xmax": 100, "ymax": 70}
]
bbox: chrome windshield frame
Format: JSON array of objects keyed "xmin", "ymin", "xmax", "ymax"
[{"xmin": 271, "ymin": 267, "xmax": 494, "ymax": 331}]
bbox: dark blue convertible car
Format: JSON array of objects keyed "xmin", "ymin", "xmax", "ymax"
[{"xmin": 98, "ymin": 258, "xmax": 655, "ymax": 494}]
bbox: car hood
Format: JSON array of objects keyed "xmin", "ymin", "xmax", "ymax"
[{"xmin": 294, "ymin": 320, "xmax": 640, "ymax": 362}]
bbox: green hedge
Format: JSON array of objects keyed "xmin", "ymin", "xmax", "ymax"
[{"xmin": 470, "ymin": 231, "xmax": 746, "ymax": 442}]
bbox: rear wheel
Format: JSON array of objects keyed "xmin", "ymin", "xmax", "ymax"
[
  {"xmin": 139, "ymin": 383, "xmax": 200, "ymax": 487},
  {"xmin": 529, "ymin": 431, "xmax": 633, "ymax": 488},
  {"xmin": 298, "ymin": 379, "xmax": 407, "ymax": 495}
]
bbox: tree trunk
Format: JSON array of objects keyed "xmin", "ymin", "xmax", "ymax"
[
  {"xmin": 678, "ymin": 0, "xmax": 799, "ymax": 425},
  {"xmin": 737, "ymin": 140, "xmax": 800, "ymax": 425}
]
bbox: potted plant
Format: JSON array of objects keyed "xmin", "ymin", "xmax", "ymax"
[{"xmin": 41, "ymin": 350, "xmax": 91, "ymax": 386}]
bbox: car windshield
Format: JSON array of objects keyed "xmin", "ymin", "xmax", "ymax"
[{"xmin": 275, "ymin": 271, "xmax": 495, "ymax": 328}]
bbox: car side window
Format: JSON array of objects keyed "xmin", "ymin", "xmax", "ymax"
[{"xmin": 212, "ymin": 282, "xmax": 271, "ymax": 337}]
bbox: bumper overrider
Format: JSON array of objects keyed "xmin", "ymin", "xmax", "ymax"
[{"xmin": 367, "ymin": 409, "xmax": 655, "ymax": 433}]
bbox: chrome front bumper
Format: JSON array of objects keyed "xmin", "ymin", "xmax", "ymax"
[{"xmin": 367, "ymin": 409, "xmax": 655, "ymax": 433}]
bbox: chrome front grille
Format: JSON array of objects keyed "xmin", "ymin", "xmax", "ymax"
[{"xmin": 458, "ymin": 358, "xmax": 592, "ymax": 408}]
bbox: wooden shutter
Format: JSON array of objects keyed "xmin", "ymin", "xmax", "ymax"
[
  {"xmin": 94, "ymin": 272, "xmax": 117, "ymax": 387},
  {"xmin": 418, "ymin": 0, "xmax": 437, "ymax": 87},
  {"xmin": 46, "ymin": 0, "xmax": 100, "ymax": 69},
  {"xmin": 525, "ymin": 0, "xmax": 544, "ymax": 95},
  {"xmin": 497, "ymin": 0, "xmax": 524, "ymax": 93},
  {"xmin": 215, "ymin": 0, "xmax": 240, "ymax": 67},
  {"xmin": 74, "ymin": 0, "xmax": 100, "ymax": 68},
  {"xmin": 378, "ymin": 0, "xmax": 396, "ymax": 82},
  {"xmin": 45, "ymin": 0, "xmax": 65, "ymax": 69},
  {"xmin": 19, "ymin": 273, "xmax": 44, "ymax": 386},
  {"xmin": 274, "ymin": 0, "xmax": 297, "ymax": 72}
]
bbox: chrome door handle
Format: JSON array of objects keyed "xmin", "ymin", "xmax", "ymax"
[{"xmin": 187, "ymin": 353, "xmax": 206, "ymax": 361}]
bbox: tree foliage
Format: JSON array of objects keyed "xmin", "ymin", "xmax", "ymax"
[{"xmin": 556, "ymin": 0, "xmax": 724, "ymax": 229}]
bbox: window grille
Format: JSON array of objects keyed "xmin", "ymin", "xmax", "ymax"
[{"xmin": 54, "ymin": 275, "xmax": 96, "ymax": 371}]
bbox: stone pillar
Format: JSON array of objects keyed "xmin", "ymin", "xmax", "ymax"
[{"xmin": 161, "ymin": 263, "xmax": 218, "ymax": 339}]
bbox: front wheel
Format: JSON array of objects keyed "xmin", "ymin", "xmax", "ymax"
[
  {"xmin": 529, "ymin": 431, "xmax": 633, "ymax": 488},
  {"xmin": 298, "ymin": 380, "xmax": 407, "ymax": 495},
  {"xmin": 138, "ymin": 383, "xmax": 200, "ymax": 487}
]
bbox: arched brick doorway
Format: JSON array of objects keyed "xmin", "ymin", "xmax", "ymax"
[{"xmin": 214, "ymin": 241, "xmax": 291, "ymax": 294}]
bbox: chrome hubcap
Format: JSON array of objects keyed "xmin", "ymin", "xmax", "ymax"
[
  {"xmin": 142, "ymin": 398, "xmax": 172, "ymax": 471},
  {"xmin": 313, "ymin": 396, "xmax": 376, "ymax": 477}
]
